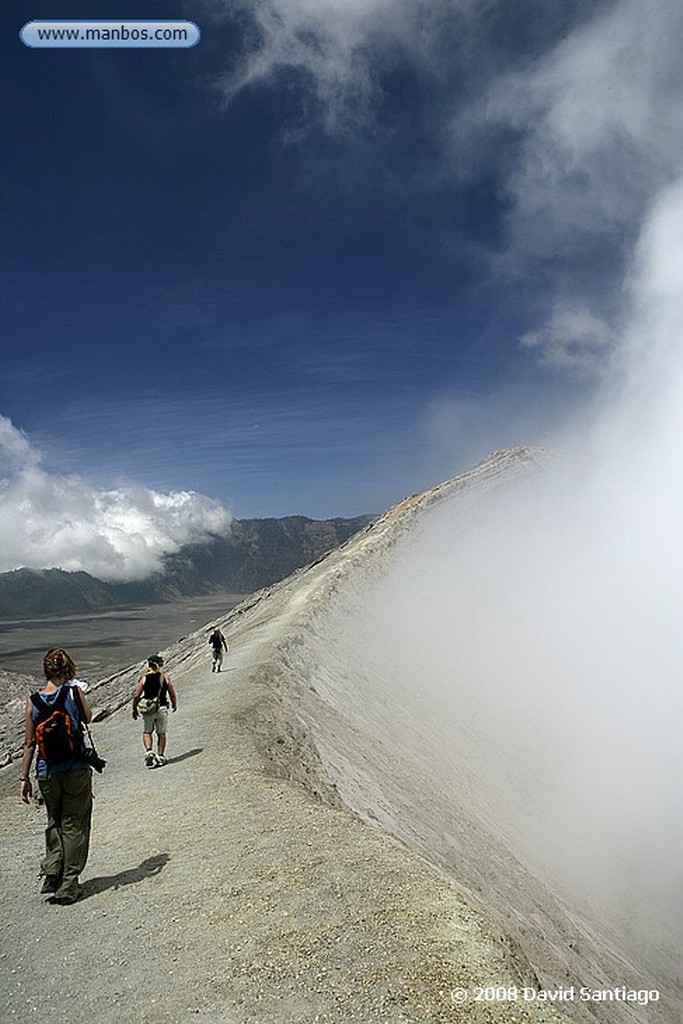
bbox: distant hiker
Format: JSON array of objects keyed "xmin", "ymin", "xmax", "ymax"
[
  {"xmin": 209, "ymin": 627, "xmax": 228, "ymax": 672},
  {"xmin": 132, "ymin": 655, "xmax": 177, "ymax": 768},
  {"xmin": 19, "ymin": 647, "xmax": 94, "ymax": 905}
]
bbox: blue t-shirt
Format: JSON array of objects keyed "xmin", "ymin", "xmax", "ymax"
[{"xmin": 31, "ymin": 684, "xmax": 90, "ymax": 779}]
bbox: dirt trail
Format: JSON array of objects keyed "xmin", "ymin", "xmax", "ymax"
[{"xmin": 0, "ymin": 626, "xmax": 567, "ymax": 1024}]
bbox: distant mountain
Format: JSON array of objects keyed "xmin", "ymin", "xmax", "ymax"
[
  {"xmin": 0, "ymin": 569, "xmax": 137, "ymax": 618},
  {"xmin": 0, "ymin": 515, "xmax": 373, "ymax": 618}
]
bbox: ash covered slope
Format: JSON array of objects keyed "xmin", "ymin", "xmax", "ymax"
[{"xmin": 211, "ymin": 443, "xmax": 678, "ymax": 1021}]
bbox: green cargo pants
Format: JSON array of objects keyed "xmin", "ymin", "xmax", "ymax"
[{"xmin": 38, "ymin": 768, "xmax": 93, "ymax": 900}]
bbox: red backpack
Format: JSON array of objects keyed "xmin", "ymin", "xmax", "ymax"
[{"xmin": 30, "ymin": 685, "xmax": 81, "ymax": 765}]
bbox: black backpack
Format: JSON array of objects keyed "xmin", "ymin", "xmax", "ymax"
[
  {"xmin": 138, "ymin": 671, "xmax": 166, "ymax": 715},
  {"xmin": 31, "ymin": 685, "xmax": 82, "ymax": 765}
]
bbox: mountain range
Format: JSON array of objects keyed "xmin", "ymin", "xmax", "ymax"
[{"xmin": 0, "ymin": 514, "xmax": 373, "ymax": 618}]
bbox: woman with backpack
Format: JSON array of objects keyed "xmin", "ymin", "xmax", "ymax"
[
  {"xmin": 131, "ymin": 654, "xmax": 177, "ymax": 768},
  {"xmin": 19, "ymin": 647, "xmax": 94, "ymax": 905}
]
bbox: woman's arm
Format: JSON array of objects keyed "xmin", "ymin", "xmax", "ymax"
[
  {"xmin": 19, "ymin": 699, "xmax": 36, "ymax": 803},
  {"xmin": 73, "ymin": 685, "xmax": 93, "ymax": 724}
]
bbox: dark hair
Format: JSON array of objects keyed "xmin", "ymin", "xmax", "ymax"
[
  {"xmin": 43, "ymin": 647, "xmax": 77, "ymax": 682},
  {"xmin": 148, "ymin": 654, "xmax": 163, "ymax": 668}
]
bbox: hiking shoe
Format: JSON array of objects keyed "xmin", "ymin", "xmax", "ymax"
[
  {"xmin": 51, "ymin": 886, "xmax": 84, "ymax": 906},
  {"xmin": 144, "ymin": 750, "xmax": 156, "ymax": 768},
  {"xmin": 156, "ymin": 754, "xmax": 167, "ymax": 767},
  {"xmin": 40, "ymin": 875, "xmax": 60, "ymax": 894}
]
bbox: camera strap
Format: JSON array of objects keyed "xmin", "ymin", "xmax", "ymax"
[
  {"xmin": 73, "ymin": 685, "xmax": 102, "ymax": 756},
  {"xmin": 83, "ymin": 720, "xmax": 98, "ymax": 751}
]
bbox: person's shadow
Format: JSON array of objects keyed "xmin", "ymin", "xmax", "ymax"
[
  {"xmin": 165, "ymin": 747, "xmax": 203, "ymax": 765},
  {"xmin": 83, "ymin": 853, "xmax": 170, "ymax": 898}
]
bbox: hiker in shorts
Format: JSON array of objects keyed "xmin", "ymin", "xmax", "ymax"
[
  {"xmin": 19, "ymin": 647, "xmax": 94, "ymax": 905},
  {"xmin": 132, "ymin": 655, "xmax": 177, "ymax": 768},
  {"xmin": 209, "ymin": 627, "xmax": 228, "ymax": 672}
]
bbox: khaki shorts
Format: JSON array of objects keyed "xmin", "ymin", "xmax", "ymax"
[{"xmin": 141, "ymin": 707, "xmax": 169, "ymax": 735}]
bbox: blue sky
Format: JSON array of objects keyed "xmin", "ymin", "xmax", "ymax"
[{"xmin": 2, "ymin": 0, "xmax": 683, "ymax": 577}]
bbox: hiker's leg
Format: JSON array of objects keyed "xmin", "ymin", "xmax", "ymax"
[
  {"xmin": 142, "ymin": 724, "xmax": 154, "ymax": 752},
  {"xmin": 155, "ymin": 710, "xmax": 169, "ymax": 756},
  {"xmin": 38, "ymin": 774, "xmax": 65, "ymax": 883},
  {"xmin": 142, "ymin": 715, "xmax": 158, "ymax": 765},
  {"xmin": 55, "ymin": 769, "xmax": 92, "ymax": 901}
]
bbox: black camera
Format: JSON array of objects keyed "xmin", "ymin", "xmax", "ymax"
[{"xmin": 82, "ymin": 746, "xmax": 107, "ymax": 773}]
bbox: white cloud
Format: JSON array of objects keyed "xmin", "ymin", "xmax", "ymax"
[
  {"xmin": 0, "ymin": 417, "xmax": 233, "ymax": 581},
  {"xmin": 590, "ymin": 174, "xmax": 683, "ymax": 477},
  {"xmin": 214, "ymin": 0, "xmax": 457, "ymax": 132},
  {"xmin": 443, "ymin": 0, "xmax": 683, "ymax": 378},
  {"xmin": 218, "ymin": 0, "xmax": 683, "ymax": 382},
  {"xmin": 472, "ymin": 0, "xmax": 683, "ymax": 274},
  {"xmin": 222, "ymin": 1, "xmax": 683, "ymax": 234},
  {"xmin": 519, "ymin": 306, "xmax": 616, "ymax": 376},
  {"xmin": 0, "ymin": 415, "xmax": 41, "ymax": 471}
]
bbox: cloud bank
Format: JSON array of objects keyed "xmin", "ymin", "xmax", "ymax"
[{"xmin": 0, "ymin": 416, "xmax": 233, "ymax": 581}]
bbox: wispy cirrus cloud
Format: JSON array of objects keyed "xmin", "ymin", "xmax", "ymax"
[{"xmin": 212, "ymin": 0, "xmax": 457, "ymax": 132}]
